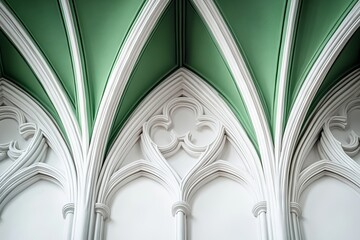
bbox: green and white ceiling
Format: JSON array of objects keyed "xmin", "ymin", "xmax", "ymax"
[{"xmin": 0, "ymin": 0, "xmax": 360, "ymax": 158}]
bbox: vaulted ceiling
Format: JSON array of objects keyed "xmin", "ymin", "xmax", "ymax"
[{"xmin": 0, "ymin": 0, "xmax": 359, "ymax": 155}]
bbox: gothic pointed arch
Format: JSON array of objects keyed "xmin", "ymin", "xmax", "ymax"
[
  {"xmin": 289, "ymin": 68, "xmax": 360, "ymax": 239},
  {"xmin": 0, "ymin": 78, "xmax": 76, "ymax": 239},
  {"xmin": 94, "ymin": 68, "xmax": 267, "ymax": 239}
]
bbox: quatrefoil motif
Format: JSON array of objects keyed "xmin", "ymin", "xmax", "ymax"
[
  {"xmin": 0, "ymin": 106, "xmax": 35, "ymax": 162},
  {"xmin": 145, "ymin": 97, "xmax": 221, "ymax": 158},
  {"xmin": 326, "ymin": 98, "xmax": 360, "ymax": 159}
]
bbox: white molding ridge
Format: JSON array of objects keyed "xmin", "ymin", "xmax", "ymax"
[
  {"xmin": 183, "ymin": 161, "xmax": 258, "ymax": 203},
  {"xmin": 144, "ymin": 97, "xmax": 223, "ymax": 158},
  {"xmin": 63, "ymin": 203, "xmax": 75, "ymax": 219},
  {"xmin": 0, "ymin": 163, "xmax": 67, "ymax": 214},
  {"xmin": 141, "ymin": 96, "xmax": 227, "ymax": 183},
  {"xmin": 290, "ymin": 202, "xmax": 301, "ymax": 217},
  {"xmin": 281, "ymin": 1, "xmax": 360, "ymax": 182},
  {"xmin": 289, "ymin": 69, "xmax": 360, "ymax": 195},
  {"xmin": 274, "ymin": 0, "xmax": 300, "ymax": 160},
  {"xmin": 0, "ymin": 105, "xmax": 48, "ymax": 184},
  {"xmin": 172, "ymin": 201, "xmax": 191, "ymax": 216},
  {"xmin": 0, "ymin": 79, "xmax": 76, "ymax": 198},
  {"xmin": 295, "ymin": 160, "xmax": 360, "ymax": 201},
  {"xmin": 99, "ymin": 68, "xmax": 264, "ymax": 204},
  {"xmin": 280, "ymin": 5, "xmax": 360, "ymax": 237},
  {"xmin": 103, "ymin": 160, "xmax": 178, "ymax": 205},
  {"xmin": 252, "ymin": 201, "xmax": 267, "ymax": 217},
  {"xmin": 95, "ymin": 203, "xmax": 111, "ymax": 220},
  {"xmin": 191, "ymin": 0, "xmax": 282, "ymax": 238},
  {"xmin": 0, "ymin": 2, "xmax": 82, "ymax": 165},
  {"xmin": 95, "ymin": 68, "xmax": 264, "ymax": 239},
  {"xmin": 73, "ymin": 1, "xmax": 170, "ymax": 239},
  {"xmin": 59, "ymin": 0, "xmax": 89, "ymax": 154},
  {"xmin": 319, "ymin": 97, "xmax": 360, "ymax": 173},
  {"xmin": 191, "ymin": 0, "xmax": 274, "ymax": 179},
  {"xmin": 89, "ymin": 0, "xmax": 170, "ymax": 166},
  {"xmin": 288, "ymin": 69, "xmax": 360, "ymax": 239}
]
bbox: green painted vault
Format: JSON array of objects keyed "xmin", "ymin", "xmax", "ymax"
[{"xmin": 0, "ymin": 0, "xmax": 359, "ymax": 155}]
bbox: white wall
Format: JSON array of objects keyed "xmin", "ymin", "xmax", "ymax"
[
  {"xmin": 300, "ymin": 176, "xmax": 360, "ymax": 240},
  {"xmin": 189, "ymin": 177, "xmax": 259, "ymax": 240},
  {"xmin": 6, "ymin": 73, "xmax": 360, "ymax": 240},
  {"xmin": 0, "ymin": 104, "xmax": 70, "ymax": 240},
  {"xmin": 105, "ymin": 177, "xmax": 175, "ymax": 240},
  {"xmin": 0, "ymin": 181, "xmax": 67, "ymax": 240}
]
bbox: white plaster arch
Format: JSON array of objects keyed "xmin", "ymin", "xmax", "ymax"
[
  {"xmin": 95, "ymin": 68, "xmax": 265, "ymax": 240},
  {"xmin": 99, "ymin": 68, "xmax": 264, "ymax": 201},
  {"xmin": 296, "ymin": 161, "xmax": 360, "ymax": 202},
  {"xmin": 281, "ymin": 1, "xmax": 360, "ymax": 195},
  {"xmin": 73, "ymin": 2, "xmax": 171, "ymax": 238},
  {"xmin": 0, "ymin": 79, "xmax": 76, "ymax": 199},
  {"xmin": 0, "ymin": 163, "xmax": 67, "ymax": 214},
  {"xmin": 0, "ymin": 1, "xmax": 82, "ymax": 167},
  {"xmin": 103, "ymin": 160, "xmax": 178, "ymax": 205},
  {"xmin": 288, "ymin": 68, "xmax": 360, "ymax": 240},
  {"xmin": 190, "ymin": 0, "xmax": 274, "ymax": 196},
  {"xmin": 183, "ymin": 161, "xmax": 258, "ymax": 203},
  {"xmin": 59, "ymin": 0, "xmax": 89, "ymax": 152},
  {"xmin": 290, "ymin": 69, "xmax": 360, "ymax": 192},
  {"xmin": 0, "ymin": 79, "xmax": 76, "ymax": 239}
]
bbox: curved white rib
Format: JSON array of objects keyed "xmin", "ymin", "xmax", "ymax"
[
  {"xmin": 274, "ymin": 0, "xmax": 299, "ymax": 161},
  {"xmin": 192, "ymin": 1, "xmax": 286, "ymax": 239},
  {"xmin": 192, "ymin": 0, "xmax": 274, "ymax": 175},
  {"xmin": 98, "ymin": 68, "xmax": 265, "ymax": 200},
  {"xmin": 0, "ymin": 2, "xmax": 83, "ymax": 162},
  {"xmin": 281, "ymin": 1, "xmax": 360, "ymax": 178},
  {"xmin": 59, "ymin": 0, "xmax": 89, "ymax": 154},
  {"xmin": 72, "ymin": 1, "xmax": 170, "ymax": 239},
  {"xmin": 1, "ymin": 78, "xmax": 77, "ymax": 198},
  {"xmin": 89, "ymin": 0, "xmax": 169, "ymax": 169}
]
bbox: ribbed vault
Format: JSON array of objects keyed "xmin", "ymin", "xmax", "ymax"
[
  {"xmin": 0, "ymin": 1, "xmax": 360, "ymax": 238},
  {"xmin": 0, "ymin": 0, "xmax": 359, "ymax": 152}
]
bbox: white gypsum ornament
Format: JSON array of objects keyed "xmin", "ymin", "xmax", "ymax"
[
  {"xmin": 281, "ymin": 0, "xmax": 360, "ymax": 196},
  {"xmin": 318, "ymin": 97, "xmax": 360, "ymax": 172},
  {"xmin": 288, "ymin": 69, "xmax": 360, "ymax": 239},
  {"xmin": 0, "ymin": 2, "xmax": 82, "ymax": 167},
  {"xmin": 59, "ymin": 0, "xmax": 89, "ymax": 154},
  {"xmin": 289, "ymin": 69, "xmax": 360, "ymax": 189},
  {"xmin": 0, "ymin": 79, "xmax": 76, "ymax": 199},
  {"xmin": 95, "ymin": 68, "xmax": 265, "ymax": 240},
  {"xmin": 73, "ymin": 1, "xmax": 170, "ymax": 239},
  {"xmin": 274, "ymin": 0, "xmax": 300, "ymax": 161},
  {"xmin": 0, "ymin": 79, "xmax": 75, "ymax": 240},
  {"xmin": 0, "ymin": 105, "xmax": 47, "ymax": 183}
]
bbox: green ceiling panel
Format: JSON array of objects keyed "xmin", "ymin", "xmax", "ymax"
[
  {"xmin": 184, "ymin": 1, "xmax": 256, "ymax": 145},
  {"xmin": 1, "ymin": 0, "xmax": 360, "ymax": 161},
  {"xmin": 306, "ymin": 28, "xmax": 360, "ymax": 123},
  {"xmin": 108, "ymin": 1, "xmax": 177, "ymax": 149},
  {"xmin": 0, "ymin": 31, "xmax": 64, "ymax": 135},
  {"xmin": 214, "ymin": 0, "xmax": 286, "ymax": 125},
  {"xmin": 288, "ymin": 0, "xmax": 357, "ymax": 119},
  {"xmin": 0, "ymin": 48, "xmax": 3, "ymax": 77},
  {"xmin": 73, "ymin": 0, "xmax": 145, "ymax": 124},
  {"xmin": 4, "ymin": 0, "xmax": 76, "ymax": 107}
]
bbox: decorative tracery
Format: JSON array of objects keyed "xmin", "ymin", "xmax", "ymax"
[{"xmin": 94, "ymin": 69, "xmax": 265, "ymax": 240}]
